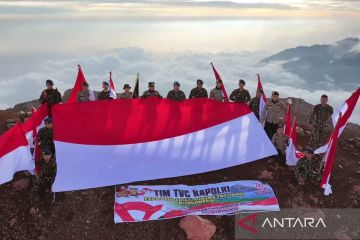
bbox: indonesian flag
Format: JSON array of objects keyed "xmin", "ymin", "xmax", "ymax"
[
  {"xmin": 31, "ymin": 108, "xmax": 41, "ymax": 174},
  {"xmin": 284, "ymin": 103, "xmax": 292, "ymax": 137},
  {"xmin": 0, "ymin": 123, "xmax": 33, "ymax": 185},
  {"xmin": 257, "ymin": 74, "xmax": 267, "ymax": 121},
  {"xmin": 285, "ymin": 115, "xmax": 303, "ymax": 166},
  {"xmin": 320, "ymin": 113, "xmax": 342, "ymax": 196},
  {"xmin": 68, "ymin": 65, "xmax": 87, "ymax": 103},
  {"xmin": 22, "ymin": 104, "xmax": 48, "ymax": 148},
  {"xmin": 52, "ymin": 99, "xmax": 277, "ymax": 192},
  {"xmin": 210, "ymin": 62, "xmax": 229, "ymax": 102},
  {"xmin": 109, "ymin": 71, "xmax": 117, "ymax": 99},
  {"xmin": 315, "ymin": 87, "xmax": 360, "ymax": 154},
  {"xmin": 132, "ymin": 73, "xmax": 140, "ymax": 99}
]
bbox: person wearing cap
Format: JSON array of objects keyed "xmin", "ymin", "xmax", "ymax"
[
  {"xmin": 189, "ymin": 79, "xmax": 208, "ymax": 99},
  {"xmin": 119, "ymin": 84, "xmax": 133, "ymax": 99},
  {"xmin": 98, "ymin": 82, "xmax": 113, "ymax": 100},
  {"xmin": 76, "ymin": 82, "xmax": 95, "ymax": 103},
  {"xmin": 141, "ymin": 82, "xmax": 162, "ymax": 98},
  {"xmin": 309, "ymin": 94, "xmax": 334, "ymax": 149},
  {"xmin": 260, "ymin": 91, "xmax": 289, "ymax": 139},
  {"xmin": 167, "ymin": 81, "xmax": 186, "ymax": 101},
  {"xmin": 294, "ymin": 147, "xmax": 322, "ymax": 186},
  {"xmin": 271, "ymin": 125, "xmax": 288, "ymax": 164},
  {"xmin": 39, "ymin": 79, "xmax": 62, "ymax": 116},
  {"xmin": 229, "ymin": 79, "xmax": 251, "ymax": 103},
  {"xmin": 210, "ymin": 80, "xmax": 225, "ymax": 102},
  {"xmin": 33, "ymin": 148, "xmax": 57, "ymax": 201},
  {"xmin": 248, "ymin": 89, "xmax": 263, "ymax": 120},
  {"xmin": 37, "ymin": 117, "xmax": 55, "ymax": 154}
]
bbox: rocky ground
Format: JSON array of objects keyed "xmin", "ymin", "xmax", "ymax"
[{"xmin": 0, "ymin": 97, "xmax": 359, "ymax": 240}]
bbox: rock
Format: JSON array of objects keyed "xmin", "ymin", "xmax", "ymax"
[
  {"xmin": 259, "ymin": 170, "xmax": 274, "ymax": 180},
  {"xmin": 9, "ymin": 217, "xmax": 16, "ymax": 228},
  {"xmin": 179, "ymin": 216, "xmax": 216, "ymax": 240},
  {"xmin": 13, "ymin": 177, "xmax": 30, "ymax": 190}
]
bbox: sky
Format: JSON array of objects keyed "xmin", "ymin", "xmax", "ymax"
[{"xmin": 0, "ymin": 0, "xmax": 359, "ymax": 122}]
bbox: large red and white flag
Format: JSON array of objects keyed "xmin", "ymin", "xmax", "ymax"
[
  {"xmin": 0, "ymin": 123, "xmax": 33, "ymax": 185},
  {"xmin": 320, "ymin": 113, "xmax": 342, "ymax": 196},
  {"xmin": 68, "ymin": 65, "xmax": 87, "ymax": 103},
  {"xmin": 210, "ymin": 62, "xmax": 229, "ymax": 102},
  {"xmin": 284, "ymin": 103, "xmax": 292, "ymax": 137},
  {"xmin": 285, "ymin": 115, "xmax": 303, "ymax": 166},
  {"xmin": 52, "ymin": 99, "xmax": 277, "ymax": 192},
  {"xmin": 109, "ymin": 71, "xmax": 117, "ymax": 99},
  {"xmin": 256, "ymin": 74, "xmax": 267, "ymax": 121},
  {"xmin": 315, "ymin": 87, "xmax": 360, "ymax": 154},
  {"xmin": 22, "ymin": 104, "xmax": 48, "ymax": 148}
]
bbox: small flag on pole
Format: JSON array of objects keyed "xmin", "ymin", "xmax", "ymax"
[
  {"xmin": 109, "ymin": 72, "xmax": 117, "ymax": 99},
  {"xmin": 210, "ymin": 62, "xmax": 229, "ymax": 102},
  {"xmin": 68, "ymin": 65, "xmax": 87, "ymax": 103},
  {"xmin": 284, "ymin": 103, "xmax": 292, "ymax": 137},
  {"xmin": 132, "ymin": 73, "xmax": 140, "ymax": 99}
]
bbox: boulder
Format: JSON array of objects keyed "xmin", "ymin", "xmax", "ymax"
[{"xmin": 179, "ymin": 216, "xmax": 216, "ymax": 240}]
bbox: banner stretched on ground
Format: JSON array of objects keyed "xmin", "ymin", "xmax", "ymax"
[
  {"xmin": 114, "ymin": 180, "xmax": 280, "ymax": 223},
  {"xmin": 52, "ymin": 98, "xmax": 277, "ymax": 192}
]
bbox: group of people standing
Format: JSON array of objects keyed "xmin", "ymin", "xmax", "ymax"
[{"xmin": 33, "ymin": 77, "xmax": 334, "ymax": 200}]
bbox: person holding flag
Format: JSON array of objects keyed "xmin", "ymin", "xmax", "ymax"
[
  {"xmin": 271, "ymin": 125, "xmax": 288, "ymax": 164},
  {"xmin": 167, "ymin": 81, "xmax": 186, "ymax": 101},
  {"xmin": 189, "ymin": 79, "xmax": 208, "ymax": 99},
  {"xmin": 294, "ymin": 147, "xmax": 322, "ymax": 186},
  {"xmin": 249, "ymin": 89, "xmax": 263, "ymax": 120},
  {"xmin": 76, "ymin": 82, "xmax": 95, "ymax": 103},
  {"xmin": 309, "ymin": 94, "xmax": 334, "ymax": 149},
  {"xmin": 141, "ymin": 82, "xmax": 162, "ymax": 98},
  {"xmin": 210, "ymin": 80, "xmax": 225, "ymax": 102},
  {"xmin": 39, "ymin": 79, "xmax": 62, "ymax": 116},
  {"xmin": 37, "ymin": 117, "xmax": 55, "ymax": 154}
]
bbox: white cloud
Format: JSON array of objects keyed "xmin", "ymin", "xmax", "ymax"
[{"xmin": 0, "ymin": 48, "xmax": 359, "ymax": 123}]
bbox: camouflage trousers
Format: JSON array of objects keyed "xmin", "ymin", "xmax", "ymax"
[
  {"xmin": 295, "ymin": 158, "xmax": 322, "ymax": 185},
  {"xmin": 33, "ymin": 176, "xmax": 54, "ymax": 195},
  {"xmin": 309, "ymin": 124, "xmax": 328, "ymax": 149}
]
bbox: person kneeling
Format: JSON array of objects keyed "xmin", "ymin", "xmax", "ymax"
[
  {"xmin": 33, "ymin": 148, "xmax": 57, "ymax": 201},
  {"xmin": 294, "ymin": 147, "xmax": 322, "ymax": 186}
]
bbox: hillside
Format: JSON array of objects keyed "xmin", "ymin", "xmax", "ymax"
[{"xmin": 0, "ymin": 98, "xmax": 359, "ymax": 240}]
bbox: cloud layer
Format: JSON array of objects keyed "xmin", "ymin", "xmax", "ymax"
[{"xmin": 1, "ymin": 47, "xmax": 359, "ymax": 123}]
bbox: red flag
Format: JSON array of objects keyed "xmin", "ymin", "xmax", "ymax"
[
  {"xmin": 210, "ymin": 63, "xmax": 229, "ymax": 102},
  {"xmin": 256, "ymin": 74, "xmax": 267, "ymax": 120},
  {"xmin": 31, "ymin": 108, "xmax": 41, "ymax": 175},
  {"xmin": 320, "ymin": 113, "xmax": 342, "ymax": 195},
  {"xmin": 109, "ymin": 72, "xmax": 117, "ymax": 99},
  {"xmin": 285, "ymin": 115, "xmax": 303, "ymax": 166},
  {"xmin": 132, "ymin": 73, "xmax": 140, "ymax": 99},
  {"xmin": 284, "ymin": 103, "xmax": 292, "ymax": 137},
  {"xmin": 68, "ymin": 65, "xmax": 87, "ymax": 103}
]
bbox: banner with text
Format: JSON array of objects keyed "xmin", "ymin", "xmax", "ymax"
[{"xmin": 114, "ymin": 180, "xmax": 280, "ymax": 223}]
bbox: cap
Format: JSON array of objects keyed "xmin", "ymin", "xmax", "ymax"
[
  {"xmin": 239, "ymin": 79, "xmax": 246, "ymax": 85},
  {"xmin": 174, "ymin": 81, "xmax": 180, "ymax": 86},
  {"xmin": 216, "ymin": 80, "xmax": 223, "ymax": 84},
  {"xmin": 148, "ymin": 82, "xmax": 155, "ymax": 87},
  {"xmin": 123, "ymin": 84, "xmax": 131, "ymax": 89},
  {"xmin": 304, "ymin": 147, "xmax": 314, "ymax": 154},
  {"xmin": 272, "ymin": 91, "xmax": 279, "ymax": 96},
  {"xmin": 44, "ymin": 117, "xmax": 53, "ymax": 124},
  {"xmin": 46, "ymin": 79, "xmax": 54, "ymax": 86},
  {"xmin": 82, "ymin": 82, "xmax": 89, "ymax": 87},
  {"xmin": 321, "ymin": 94, "xmax": 328, "ymax": 99},
  {"xmin": 197, "ymin": 79, "xmax": 204, "ymax": 84},
  {"xmin": 102, "ymin": 81, "xmax": 109, "ymax": 86}
]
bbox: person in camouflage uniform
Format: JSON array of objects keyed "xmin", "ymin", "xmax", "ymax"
[
  {"xmin": 272, "ymin": 125, "xmax": 288, "ymax": 164},
  {"xmin": 249, "ymin": 89, "xmax": 263, "ymax": 119},
  {"xmin": 210, "ymin": 80, "xmax": 225, "ymax": 102},
  {"xmin": 167, "ymin": 81, "xmax": 186, "ymax": 101},
  {"xmin": 98, "ymin": 81, "xmax": 113, "ymax": 100},
  {"xmin": 189, "ymin": 79, "xmax": 208, "ymax": 99},
  {"xmin": 141, "ymin": 82, "xmax": 162, "ymax": 98},
  {"xmin": 295, "ymin": 147, "xmax": 322, "ymax": 186},
  {"xmin": 229, "ymin": 79, "xmax": 251, "ymax": 103},
  {"xmin": 119, "ymin": 84, "xmax": 133, "ymax": 99},
  {"xmin": 39, "ymin": 79, "xmax": 62, "ymax": 116},
  {"xmin": 37, "ymin": 117, "xmax": 55, "ymax": 154},
  {"xmin": 309, "ymin": 94, "xmax": 334, "ymax": 149},
  {"xmin": 33, "ymin": 148, "xmax": 57, "ymax": 201}
]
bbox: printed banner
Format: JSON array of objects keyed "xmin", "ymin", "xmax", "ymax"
[{"xmin": 114, "ymin": 180, "xmax": 280, "ymax": 223}]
